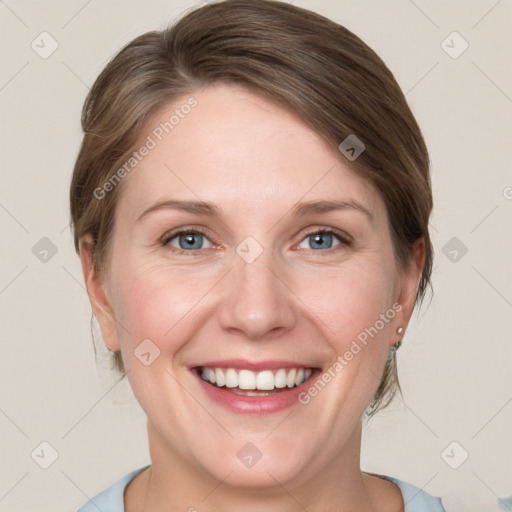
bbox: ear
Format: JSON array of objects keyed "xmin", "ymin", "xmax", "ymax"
[
  {"xmin": 392, "ymin": 238, "xmax": 426, "ymax": 346},
  {"xmin": 79, "ymin": 235, "xmax": 120, "ymax": 352}
]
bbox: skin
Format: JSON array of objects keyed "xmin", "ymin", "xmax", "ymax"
[{"xmin": 80, "ymin": 83, "xmax": 425, "ymax": 512}]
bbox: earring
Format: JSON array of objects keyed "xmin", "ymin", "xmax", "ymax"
[{"xmin": 393, "ymin": 326, "xmax": 404, "ymax": 350}]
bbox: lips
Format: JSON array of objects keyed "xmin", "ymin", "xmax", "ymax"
[{"xmin": 191, "ymin": 361, "xmax": 319, "ymax": 413}]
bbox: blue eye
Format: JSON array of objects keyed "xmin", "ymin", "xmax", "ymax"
[
  {"xmin": 162, "ymin": 227, "xmax": 350, "ymax": 255},
  {"xmin": 298, "ymin": 229, "xmax": 343, "ymax": 251},
  {"xmin": 164, "ymin": 230, "xmax": 213, "ymax": 252}
]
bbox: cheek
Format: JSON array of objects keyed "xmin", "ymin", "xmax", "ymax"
[
  {"xmin": 110, "ymin": 238, "xmax": 397, "ymax": 364},
  {"xmin": 289, "ymin": 262, "xmax": 397, "ymax": 438},
  {"xmin": 296, "ymin": 260, "xmax": 396, "ymax": 350},
  {"xmin": 110, "ymin": 265, "xmax": 206, "ymax": 416},
  {"xmin": 110, "ymin": 260, "xmax": 223, "ymax": 366},
  {"xmin": 294, "ymin": 259, "xmax": 396, "ymax": 410}
]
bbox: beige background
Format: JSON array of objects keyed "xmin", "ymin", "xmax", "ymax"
[{"xmin": 1, "ymin": 1, "xmax": 511, "ymax": 511}]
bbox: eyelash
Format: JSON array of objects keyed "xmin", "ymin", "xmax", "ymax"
[{"xmin": 161, "ymin": 227, "xmax": 352, "ymax": 256}]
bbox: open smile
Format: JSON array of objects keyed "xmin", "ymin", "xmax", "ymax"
[{"xmin": 192, "ymin": 362, "xmax": 320, "ymax": 413}]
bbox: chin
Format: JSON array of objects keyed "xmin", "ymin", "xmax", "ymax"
[{"xmin": 194, "ymin": 435, "xmax": 317, "ymax": 490}]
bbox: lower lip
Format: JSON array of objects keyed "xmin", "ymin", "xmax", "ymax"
[{"xmin": 194, "ymin": 370, "xmax": 317, "ymax": 414}]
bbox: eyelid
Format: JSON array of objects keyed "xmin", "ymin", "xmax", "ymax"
[
  {"xmin": 161, "ymin": 225, "xmax": 353, "ymax": 254},
  {"xmin": 295, "ymin": 226, "xmax": 353, "ymax": 247},
  {"xmin": 161, "ymin": 226, "xmax": 215, "ymax": 250},
  {"xmin": 162, "ymin": 226, "xmax": 208, "ymax": 243}
]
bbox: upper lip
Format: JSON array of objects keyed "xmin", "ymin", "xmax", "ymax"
[{"xmin": 191, "ymin": 359, "xmax": 317, "ymax": 371}]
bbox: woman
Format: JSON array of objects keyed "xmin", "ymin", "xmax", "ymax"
[{"xmin": 70, "ymin": 0, "xmax": 445, "ymax": 510}]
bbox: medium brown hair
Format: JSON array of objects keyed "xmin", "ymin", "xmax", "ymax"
[{"xmin": 69, "ymin": 0, "xmax": 433, "ymax": 416}]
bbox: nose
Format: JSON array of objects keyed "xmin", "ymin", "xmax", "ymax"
[{"xmin": 217, "ymin": 247, "xmax": 297, "ymax": 341}]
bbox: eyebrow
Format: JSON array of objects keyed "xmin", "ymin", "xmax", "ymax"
[
  {"xmin": 136, "ymin": 198, "xmax": 373, "ymax": 223},
  {"xmin": 291, "ymin": 199, "xmax": 373, "ymax": 222},
  {"xmin": 137, "ymin": 200, "xmax": 222, "ymax": 223}
]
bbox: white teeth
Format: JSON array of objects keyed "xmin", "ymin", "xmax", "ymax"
[
  {"xmin": 215, "ymin": 368, "xmax": 225, "ymax": 387},
  {"xmin": 238, "ymin": 369, "xmax": 256, "ymax": 390},
  {"xmin": 286, "ymin": 369, "xmax": 297, "ymax": 388},
  {"xmin": 295, "ymin": 368, "xmax": 304, "ymax": 386},
  {"xmin": 199, "ymin": 366, "xmax": 313, "ymax": 391},
  {"xmin": 225, "ymin": 368, "xmax": 238, "ymax": 388},
  {"xmin": 274, "ymin": 369, "xmax": 287, "ymax": 388},
  {"xmin": 256, "ymin": 370, "xmax": 275, "ymax": 390}
]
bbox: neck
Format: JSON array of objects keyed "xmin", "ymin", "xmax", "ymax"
[{"xmin": 140, "ymin": 420, "xmax": 381, "ymax": 512}]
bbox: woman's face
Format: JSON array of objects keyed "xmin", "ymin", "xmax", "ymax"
[{"xmin": 83, "ymin": 83, "xmax": 421, "ymax": 488}]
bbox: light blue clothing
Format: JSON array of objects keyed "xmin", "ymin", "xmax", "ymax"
[
  {"xmin": 498, "ymin": 495, "xmax": 512, "ymax": 511},
  {"xmin": 78, "ymin": 465, "xmax": 151, "ymax": 512},
  {"xmin": 375, "ymin": 474, "xmax": 446, "ymax": 511},
  {"xmin": 77, "ymin": 465, "xmax": 446, "ymax": 511}
]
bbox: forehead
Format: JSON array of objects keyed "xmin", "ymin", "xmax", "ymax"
[{"xmin": 116, "ymin": 83, "xmax": 384, "ymax": 222}]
